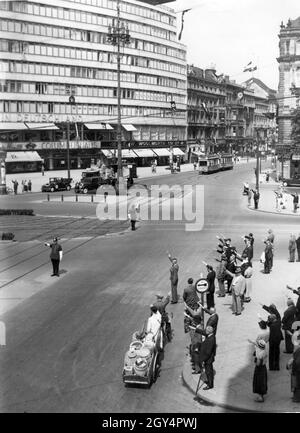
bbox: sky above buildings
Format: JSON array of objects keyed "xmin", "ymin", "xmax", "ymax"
[{"xmin": 168, "ymin": 0, "xmax": 300, "ymax": 90}]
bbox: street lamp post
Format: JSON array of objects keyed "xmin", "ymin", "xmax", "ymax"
[
  {"xmin": 107, "ymin": 0, "xmax": 130, "ymax": 183},
  {"xmin": 255, "ymin": 129, "xmax": 260, "ymax": 192}
]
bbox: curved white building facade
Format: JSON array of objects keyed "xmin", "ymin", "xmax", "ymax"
[{"xmin": 0, "ymin": 0, "xmax": 187, "ymax": 171}]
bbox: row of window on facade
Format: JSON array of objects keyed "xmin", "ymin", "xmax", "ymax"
[
  {"xmin": 279, "ymin": 39, "xmax": 300, "ymax": 56},
  {"xmin": 0, "ymin": 0, "xmax": 175, "ymax": 26},
  {"xmin": 0, "ymin": 61, "xmax": 186, "ymax": 89},
  {"xmin": 188, "ymin": 83, "xmax": 227, "ymax": 95},
  {"xmin": 0, "ymin": 11, "xmax": 177, "ymax": 44},
  {"xmin": 1, "ymin": 126, "xmax": 186, "ymax": 142},
  {"xmin": 0, "ymin": 80, "xmax": 186, "ymax": 104},
  {"xmin": 0, "ymin": 38, "xmax": 186, "ymax": 74},
  {"xmin": 0, "ymin": 19, "xmax": 185, "ymax": 61},
  {"xmin": 0, "ymin": 101, "xmax": 186, "ymax": 118}
]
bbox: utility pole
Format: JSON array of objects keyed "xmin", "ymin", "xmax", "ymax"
[
  {"xmin": 0, "ymin": 156, "xmax": 6, "ymax": 195},
  {"xmin": 107, "ymin": 0, "xmax": 130, "ymax": 184},
  {"xmin": 66, "ymin": 120, "xmax": 70, "ymax": 179}
]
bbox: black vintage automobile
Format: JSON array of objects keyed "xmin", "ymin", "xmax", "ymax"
[
  {"xmin": 41, "ymin": 177, "xmax": 72, "ymax": 192},
  {"xmin": 74, "ymin": 169, "xmax": 110, "ymax": 194}
]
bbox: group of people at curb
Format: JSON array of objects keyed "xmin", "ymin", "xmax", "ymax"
[
  {"xmin": 249, "ymin": 286, "xmax": 300, "ymax": 403},
  {"xmin": 150, "ymin": 230, "xmax": 300, "ymax": 405},
  {"xmin": 11, "ymin": 179, "xmax": 32, "ymax": 194}
]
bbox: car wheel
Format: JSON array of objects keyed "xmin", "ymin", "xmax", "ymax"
[
  {"xmin": 83, "ymin": 188, "xmax": 88, "ymax": 194},
  {"xmin": 283, "ymin": 182, "xmax": 287, "ymax": 187},
  {"xmin": 66, "ymin": 185, "xmax": 71, "ymax": 191},
  {"xmin": 50, "ymin": 187, "xmax": 55, "ymax": 192}
]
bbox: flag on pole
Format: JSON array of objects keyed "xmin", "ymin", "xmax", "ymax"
[
  {"xmin": 243, "ymin": 61, "xmax": 257, "ymax": 73},
  {"xmin": 178, "ymin": 9, "xmax": 191, "ymax": 41}
]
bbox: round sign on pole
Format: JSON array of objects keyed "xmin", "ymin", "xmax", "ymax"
[{"xmin": 195, "ymin": 278, "xmax": 208, "ymax": 294}]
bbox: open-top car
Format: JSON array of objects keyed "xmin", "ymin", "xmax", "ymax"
[{"xmin": 41, "ymin": 177, "xmax": 72, "ymax": 192}]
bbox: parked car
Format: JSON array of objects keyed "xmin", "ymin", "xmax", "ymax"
[
  {"xmin": 74, "ymin": 176, "xmax": 109, "ymax": 194},
  {"xmin": 282, "ymin": 176, "xmax": 300, "ymax": 187},
  {"xmin": 41, "ymin": 177, "xmax": 72, "ymax": 192}
]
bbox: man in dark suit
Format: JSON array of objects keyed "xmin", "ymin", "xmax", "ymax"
[
  {"xmin": 282, "ymin": 298, "xmax": 297, "ymax": 353},
  {"xmin": 267, "ymin": 314, "xmax": 283, "ymax": 371},
  {"xmin": 287, "ymin": 285, "xmax": 300, "ymax": 321},
  {"xmin": 225, "ymin": 254, "xmax": 237, "ymax": 294},
  {"xmin": 198, "ymin": 326, "xmax": 217, "ymax": 390},
  {"xmin": 196, "ymin": 305, "xmax": 219, "ymax": 337},
  {"xmin": 206, "ymin": 265, "xmax": 216, "ymax": 309}
]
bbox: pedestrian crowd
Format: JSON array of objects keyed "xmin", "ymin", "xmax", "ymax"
[
  {"xmin": 11, "ymin": 179, "xmax": 32, "ymax": 194},
  {"xmin": 163, "ymin": 227, "xmax": 300, "ymax": 404},
  {"xmin": 274, "ymin": 186, "xmax": 299, "ymax": 213}
]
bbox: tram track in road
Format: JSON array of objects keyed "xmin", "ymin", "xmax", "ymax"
[
  {"xmin": 0, "ymin": 229, "xmax": 107, "ymax": 290},
  {"xmin": 0, "ymin": 217, "xmax": 101, "ymax": 267},
  {"xmin": 0, "ymin": 216, "xmax": 92, "ymax": 262},
  {"xmin": 0, "ymin": 218, "xmax": 127, "ymax": 286}
]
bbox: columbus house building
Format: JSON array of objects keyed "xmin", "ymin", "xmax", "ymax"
[{"xmin": 0, "ymin": 0, "xmax": 187, "ymax": 173}]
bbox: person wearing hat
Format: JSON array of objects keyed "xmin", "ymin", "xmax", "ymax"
[
  {"xmin": 287, "ymin": 285, "xmax": 300, "ymax": 321},
  {"xmin": 183, "ymin": 278, "xmax": 199, "ymax": 310},
  {"xmin": 196, "ymin": 304, "xmax": 219, "ymax": 337},
  {"xmin": 256, "ymin": 320, "xmax": 270, "ymax": 345},
  {"xmin": 225, "ymin": 253, "xmax": 237, "ymax": 295},
  {"xmin": 263, "ymin": 239, "xmax": 273, "ymax": 274},
  {"xmin": 153, "ymin": 292, "xmax": 171, "ymax": 341},
  {"xmin": 44, "ymin": 237, "xmax": 63, "ymax": 277},
  {"xmin": 167, "ymin": 252, "xmax": 179, "ymax": 304},
  {"xmin": 206, "ymin": 264, "xmax": 216, "ymax": 309},
  {"xmin": 287, "ymin": 345, "xmax": 300, "ymax": 402},
  {"xmin": 266, "ymin": 313, "xmax": 284, "ymax": 371},
  {"xmin": 282, "ymin": 298, "xmax": 297, "ymax": 353},
  {"xmin": 252, "ymin": 339, "xmax": 268, "ymax": 402},
  {"xmin": 242, "ymin": 260, "xmax": 253, "ymax": 302},
  {"xmin": 146, "ymin": 305, "xmax": 161, "ymax": 340},
  {"xmin": 225, "ymin": 266, "xmax": 246, "ymax": 316},
  {"xmin": 198, "ymin": 325, "xmax": 217, "ymax": 390},
  {"xmin": 216, "ymin": 255, "xmax": 227, "ymax": 297}
]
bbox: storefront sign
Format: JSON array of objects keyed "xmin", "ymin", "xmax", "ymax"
[
  {"xmin": 0, "ymin": 141, "xmax": 101, "ymax": 151},
  {"xmin": 0, "ymin": 114, "xmax": 84, "ymax": 123}
]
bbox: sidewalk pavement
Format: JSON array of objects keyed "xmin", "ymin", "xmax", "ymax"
[
  {"xmin": 5, "ymin": 164, "xmax": 194, "ymax": 194},
  {"xmin": 182, "ymin": 259, "xmax": 300, "ymax": 413},
  {"xmin": 4, "ymin": 157, "xmax": 255, "ymax": 194},
  {"xmin": 245, "ymin": 175, "xmax": 300, "ymax": 216}
]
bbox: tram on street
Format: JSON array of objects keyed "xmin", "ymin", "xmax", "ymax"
[{"xmin": 198, "ymin": 153, "xmax": 233, "ymax": 174}]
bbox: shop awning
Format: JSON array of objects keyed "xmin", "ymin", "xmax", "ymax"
[
  {"xmin": 101, "ymin": 149, "xmax": 115, "ymax": 158},
  {"xmin": 25, "ymin": 123, "xmax": 59, "ymax": 130},
  {"xmin": 0, "ymin": 122, "xmax": 26, "ymax": 131},
  {"xmin": 172, "ymin": 147, "xmax": 185, "ymax": 156},
  {"xmin": 121, "ymin": 149, "xmax": 138, "ymax": 158},
  {"xmin": 84, "ymin": 123, "xmax": 113, "ymax": 130},
  {"xmin": 192, "ymin": 150, "xmax": 205, "ymax": 156},
  {"xmin": 5, "ymin": 151, "xmax": 43, "ymax": 162},
  {"xmin": 122, "ymin": 124, "xmax": 137, "ymax": 132},
  {"xmin": 134, "ymin": 148, "xmax": 155, "ymax": 157},
  {"xmin": 153, "ymin": 148, "xmax": 171, "ymax": 157}
]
